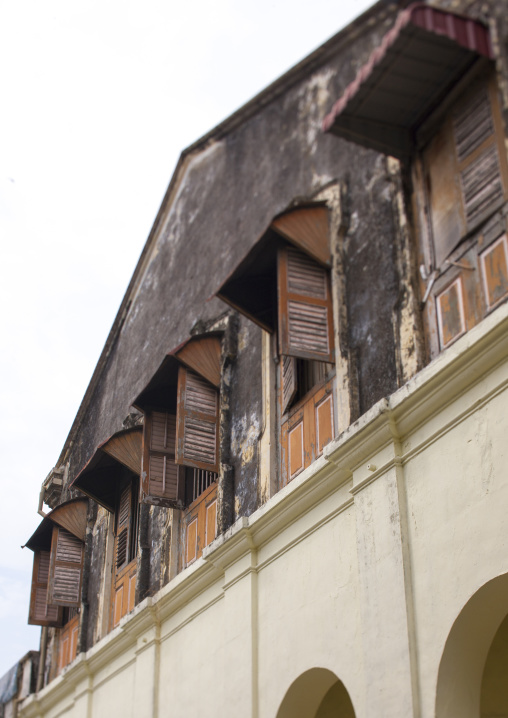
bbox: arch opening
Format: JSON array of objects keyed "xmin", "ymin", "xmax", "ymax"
[
  {"xmin": 276, "ymin": 668, "xmax": 356, "ymax": 718},
  {"xmin": 436, "ymin": 572, "xmax": 508, "ymax": 718}
]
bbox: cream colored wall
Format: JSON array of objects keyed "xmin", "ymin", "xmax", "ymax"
[{"xmin": 20, "ymin": 304, "xmax": 508, "ymax": 718}]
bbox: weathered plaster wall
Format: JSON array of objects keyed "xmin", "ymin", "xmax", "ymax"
[
  {"xmin": 230, "ymin": 318, "xmax": 263, "ymax": 519},
  {"xmin": 147, "ymin": 505, "xmax": 171, "ymax": 595},
  {"xmin": 344, "ymin": 153, "xmax": 400, "ymax": 414},
  {"xmin": 59, "ymin": 4, "xmax": 400, "ymax": 488},
  {"xmin": 87, "ymin": 507, "xmax": 113, "ymax": 647}
]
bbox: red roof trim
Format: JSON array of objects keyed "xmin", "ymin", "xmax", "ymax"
[{"xmin": 322, "ymin": 3, "xmax": 493, "ymax": 133}]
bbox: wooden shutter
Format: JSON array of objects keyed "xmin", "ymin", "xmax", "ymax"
[
  {"xmin": 47, "ymin": 526, "xmax": 84, "ymax": 608},
  {"xmin": 454, "ymin": 87, "xmax": 504, "ymax": 230},
  {"xmin": 278, "ymin": 246, "xmax": 334, "ymax": 362},
  {"xmin": 28, "ymin": 550, "xmax": 62, "ymax": 627},
  {"xmin": 422, "ymin": 78, "xmax": 507, "ymax": 269},
  {"xmin": 116, "ymin": 484, "xmax": 132, "ymax": 571},
  {"xmin": 176, "ymin": 367, "xmax": 219, "ymax": 472},
  {"xmin": 141, "ymin": 411, "xmax": 183, "ymax": 508},
  {"xmin": 281, "ymin": 355, "xmax": 297, "ymax": 414}
]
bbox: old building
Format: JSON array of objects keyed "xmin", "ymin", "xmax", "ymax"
[
  {"xmin": 0, "ymin": 653, "xmax": 39, "ymax": 718},
  {"xmin": 18, "ymin": 1, "xmax": 508, "ymax": 716}
]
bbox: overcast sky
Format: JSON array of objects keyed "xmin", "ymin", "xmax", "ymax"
[{"xmin": 0, "ymin": 0, "xmax": 374, "ymax": 678}]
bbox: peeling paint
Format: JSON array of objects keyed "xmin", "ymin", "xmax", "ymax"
[{"xmin": 231, "ymin": 414, "xmax": 261, "ymax": 467}]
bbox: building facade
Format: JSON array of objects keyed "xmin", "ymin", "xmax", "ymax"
[{"xmin": 19, "ymin": 1, "xmax": 508, "ymax": 716}]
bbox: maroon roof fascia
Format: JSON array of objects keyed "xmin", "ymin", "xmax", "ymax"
[{"xmin": 322, "ymin": 3, "xmax": 493, "ymax": 136}]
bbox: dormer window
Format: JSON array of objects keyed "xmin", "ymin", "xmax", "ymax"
[
  {"xmin": 133, "ymin": 334, "xmax": 222, "ymax": 568},
  {"xmin": 323, "ymin": 5, "xmax": 508, "ymax": 358},
  {"xmin": 217, "ymin": 204, "xmax": 337, "ymax": 487}
]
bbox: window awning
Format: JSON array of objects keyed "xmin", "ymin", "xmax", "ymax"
[
  {"xmin": 322, "ymin": 3, "xmax": 493, "ymax": 159},
  {"xmin": 132, "ymin": 333, "xmax": 222, "ymax": 413},
  {"xmin": 216, "ymin": 204, "xmax": 330, "ymax": 332},
  {"xmin": 71, "ymin": 427, "xmax": 142, "ymax": 512},
  {"xmin": 24, "ymin": 498, "xmax": 88, "ymax": 551}
]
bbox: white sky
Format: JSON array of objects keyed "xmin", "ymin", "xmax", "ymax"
[{"xmin": 0, "ymin": 0, "xmax": 375, "ymax": 678}]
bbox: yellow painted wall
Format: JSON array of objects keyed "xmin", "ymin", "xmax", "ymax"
[{"xmin": 20, "ymin": 305, "xmax": 508, "ymax": 718}]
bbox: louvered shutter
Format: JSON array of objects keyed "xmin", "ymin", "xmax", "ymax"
[
  {"xmin": 28, "ymin": 550, "xmax": 62, "ymax": 627},
  {"xmin": 454, "ymin": 87, "xmax": 505, "ymax": 230},
  {"xmin": 141, "ymin": 411, "xmax": 182, "ymax": 508},
  {"xmin": 116, "ymin": 484, "xmax": 132, "ymax": 571},
  {"xmin": 176, "ymin": 367, "xmax": 219, "ymax": 472},
  {"xmin": 281, "ymin": 355, "xmax": 297, "ymax": 414},
  {"xmin": 277, "ymin": 246, "xmax": 334, "ymax": 362},
  {"xmin": 47, "ymin": 526, "xmax": 84, "ymax": 608}
]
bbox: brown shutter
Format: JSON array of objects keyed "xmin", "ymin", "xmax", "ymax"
[
  {"xmin": 116, "ymin": 484, "xmax": 132, "ymax": 571},
  {"xmin": 281, "ymin": 355, "xmax": 297, "ymax": 414},
  {"xmin": 141, "ymin": 411, "xmax": 183, "ymax": 508},
  {"xmin": 278, "ymin": 246, "xmax": 334, "ymax": 362},
  {"xmin": 28, "ymin": 550, "xmax": 62, "ymax": 627},
  {"xmin": 176, "ymin": 367, "xmax": 219, "ymax": 472},
  {"xmin": 454, "ymin": 88, "xmax": 504, "ymax": 230},
  {"xmin": 47, "ymin": 526, "xmax": 84, "ymax": 608}
]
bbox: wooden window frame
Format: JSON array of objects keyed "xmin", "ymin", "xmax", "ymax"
[
  {"xmin": 280, "ymin": 377, "xmax": 335, "ymax": 487},
  {"xmin": 57, "ymin": 613, "xmax": 79, "ymax": 674},
  {"xmin": 182, "ymin": 481, "xmax": 218, "ymax": 569},
  {"xmin": 436, "ymin": 276, "xmax": 467, "ymax": 350},
  {"xmin": 480, "ymin": 233, "xmax": 508, "ymax": 310}
]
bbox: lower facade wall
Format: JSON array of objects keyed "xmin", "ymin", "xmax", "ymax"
[{"xmin": 20, "ymin": 308, "xmax": 508, "ymax": 718}]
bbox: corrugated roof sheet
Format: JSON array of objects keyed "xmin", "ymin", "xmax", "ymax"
[{"xmin": 322, "ymin": 3, "xmax": 493, "ymax": 158}]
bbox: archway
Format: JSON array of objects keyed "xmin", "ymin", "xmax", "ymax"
[
  {"xmin": 436, "ymin": 572, "xmax": 508, "ymax": 718},
  {"xmin": 276, "ymin": 668, "xmax": 356, "ymax": 718},
  {"xmin": 480, "ymin": 611, "xmax": 508, "ymax": 716}
]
